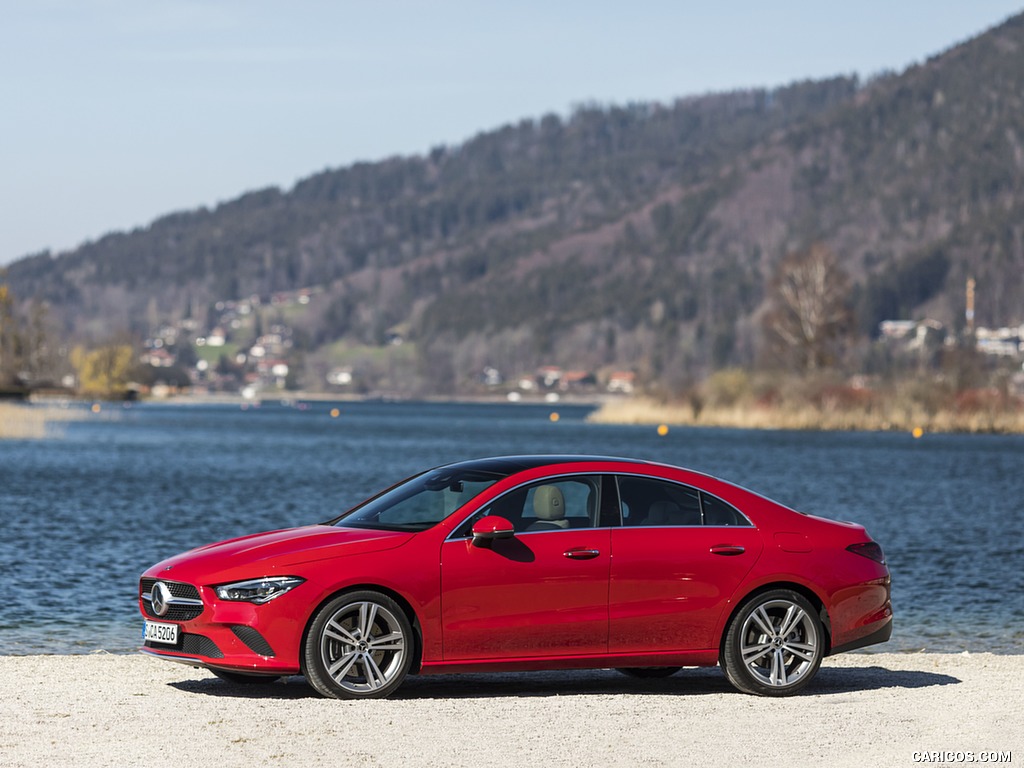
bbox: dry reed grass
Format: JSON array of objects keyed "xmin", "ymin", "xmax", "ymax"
[
  {"xmin": 0, "ymin": 402, "xmax": 87, "ymax": 439},
  {"xmin": 589, "ymin": 397, "xmax": 1024, "ymax": 434}
]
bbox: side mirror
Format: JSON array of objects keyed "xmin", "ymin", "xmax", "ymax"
[{"xmin": 470, "ymin": 515, "xmax": 515, "ymax": 547}]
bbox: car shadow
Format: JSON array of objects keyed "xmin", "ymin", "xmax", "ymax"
[
  {"xmin": 169, "ymin": 675, "xmax": 315, "ymax": 699},
  {"xmin": 812, "ymin": 663, "xmax": 961, "ymax": 693},
  {"xmin": 168, "ymin": 663, "xmax": 960, "ymax": 700}
]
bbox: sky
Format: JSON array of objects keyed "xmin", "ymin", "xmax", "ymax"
[{"xmin": 2, "ymin": 1, "xmax": 1023, "ymax": 266}]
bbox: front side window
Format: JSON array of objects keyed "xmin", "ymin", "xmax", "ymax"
[
  {"xmin": 455, "ymin": 475, "xmax": 601, "ymax": 535},
  {"xmin": 332, "ymin": 468, "xmax": 504, "ymax": 532}
]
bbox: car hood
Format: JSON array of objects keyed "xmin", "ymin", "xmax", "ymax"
[{"xmin": 144, "ymin": 525, "xmax": 414, "ymax": 583}]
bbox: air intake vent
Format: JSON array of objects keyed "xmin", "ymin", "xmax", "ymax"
[{"xmin": 230, "ymin": 625, "xmax": 276, "ymax": 657}]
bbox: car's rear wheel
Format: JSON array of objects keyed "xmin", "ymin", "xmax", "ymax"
[
  {"xmin": 615, "ymin": 667, "xmax": 682, "ymax": 679},
  {"xmin": 210, "ymin": 669, "xmax": 282, "ymax": 685},
  {"xmin": 303, "ymin": 590, "xmax": 413, "ymax": 700},
  {"xmin": 721, "ymin": 589, "xmax": 823, "ymax": 696}
]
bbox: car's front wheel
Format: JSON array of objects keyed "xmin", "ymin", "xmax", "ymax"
[
  {"xmin": 303, "ymin": 590, "xmax": 414, "ymax": 699},
  {"xmin": 720, "ymin": 589, "xmax": 823, "ymax": 696}
]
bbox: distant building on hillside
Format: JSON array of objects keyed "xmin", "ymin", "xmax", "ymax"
[
  {"xmin": 878, "ymin": 319, "xmax": 945, "ymax": 352},
  {"xmin": 880, "ymin": 318, "xmax": 1023, "ymax": 360},
  {"xmin": 975, "ymin": 326, "xmax": 1024, "ymax": 358}
]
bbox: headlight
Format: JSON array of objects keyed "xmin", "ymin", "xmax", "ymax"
[{"xmin": 215, "ymin": 576, "xmax": 305, "ymax": 604}]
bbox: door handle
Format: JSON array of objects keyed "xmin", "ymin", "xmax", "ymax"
[
  {"xmin": 709, "ymin": 545, "xmax": 745, "ymax": 556},
  {"xmin": 563, "ymin": 548, "xmax": 600, "ymax": 560}
]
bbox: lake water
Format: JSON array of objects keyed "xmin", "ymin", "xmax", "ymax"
[{"xmin": 1, "ymin": 400, "xmax": 1021, "ymax": 655}]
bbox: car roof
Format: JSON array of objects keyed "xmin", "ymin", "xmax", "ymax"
[{"xmin": 435, "ymin": 455, "xmax": 658, "ymax": 476}]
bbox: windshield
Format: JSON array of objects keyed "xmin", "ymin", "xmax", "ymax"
[{"xmin": 331, "ymin": 468, "xmax": 505, "ymax": 532}]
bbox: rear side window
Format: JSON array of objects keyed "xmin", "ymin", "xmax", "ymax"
[
  {"xmin": 617, "ymin": 476, "xmax": 751, "ymax": 527},
  {"xmin": 699, "ymin": 491, "xmax": 750, "ymax": 526}
]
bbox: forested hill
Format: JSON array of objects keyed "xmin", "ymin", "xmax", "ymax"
[{"xmin": 7, "ymin": 12, "xmax": 1024, "ymax": 393}]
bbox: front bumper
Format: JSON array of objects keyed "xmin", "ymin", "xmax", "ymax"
[{"xmin": 139, "ymin": 579, "xmax": 306, "ymax": 674}]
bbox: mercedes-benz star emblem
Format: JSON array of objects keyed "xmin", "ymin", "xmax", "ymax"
[{"xmin": 151, "ymin": 581, "xmax": 172, "ymax": 617}]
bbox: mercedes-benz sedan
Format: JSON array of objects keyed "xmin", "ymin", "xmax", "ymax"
[{"xmin": 140, "ymin": 455, "xmax": 892, "ymax": 698}]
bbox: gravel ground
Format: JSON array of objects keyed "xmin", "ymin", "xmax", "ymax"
[{"xmin": 0, "ymin": 653, "xmax": 1020, "ymax": 767}]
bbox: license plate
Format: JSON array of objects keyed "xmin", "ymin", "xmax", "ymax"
[{"xmin": 143, "ymin": 621, "xmax": 179, "ymax": 645}]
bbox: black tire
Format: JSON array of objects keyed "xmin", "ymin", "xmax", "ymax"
[
  {"xmin": 210, "ymin": 669, "xmax": 282, "ymax": 685},
  {"xmin": 615, "ymin": 667, "xmax": 682, "ymax": 679},
  {"xmin": 720, "ymin": 589, "xmax": 823, "ymax": 696},
  {"xmin": 303, "ymin": 590, "xmax": 414, "ymax": 700}
]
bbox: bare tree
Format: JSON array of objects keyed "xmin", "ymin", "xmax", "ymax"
[
  {"xmin": 0, "ymin": 278, "xmax": 23, "ymax": 388},
  {"xmin": 764, "ymin": 243, "xmax": 851, "ymax": 371}
]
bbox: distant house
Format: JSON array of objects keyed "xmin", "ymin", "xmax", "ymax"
[
  {"xmin": 257, "ymin": 333, "xmax": 283, "ymax": 348},
  {"xmin": 326, "ymin": 368, "xmax": 353, "ymax": 386},
  {"xmin": 255, "ymin": 359, "xmax": 290, "ymax": 388},
  {"xmin": 607, "ymin": 371, "xmax": 636, "ymax": 394},
  {"xmin": 879, "ymin": 320, "xmax": 918, "ymax": 340},
  {"xmin": 141, "ymin": 348, "xmax": 176, "ymax": 368},
  {"xmin": 559, "ymin": 371, "xmax": 596, "ymax": 391},
  {"xmin": 878, "ymin": 319, "xmax": 944, "ymax": 351},
  {"xmin": 537, "ymin": 366, "xmax": 562, "ymax": 388},
  {"xmin": 976, "ymin": 326, "xmax": 1024, "ymax": 358},
  {"xmin": 207, "ymin": 328, "xmax": 227, "ymax": 347}
]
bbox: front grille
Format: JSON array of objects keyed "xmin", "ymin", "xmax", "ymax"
[
  {"xmin": 230, "ymin": 625, "xmax": 275, "ymax": 657},
  {"xmin": 140, "ymin": 578, "xmax": 204, "ymax": 621},
  {"xmin": 144, "ymin": 632, "xmax": 223, "ymax": 659},
  {"xmin": 141, "ymin": 578, "xmax": 200, "ymax": 599},
  {"xmin": 144, "ymin": 603, "xmax": 202, "ymax": 622}
]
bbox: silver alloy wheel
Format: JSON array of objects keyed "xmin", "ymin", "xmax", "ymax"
[
  {"xmin": 738, "ymin": 598, "xmax": 819, "ymax": 688},
  {"xmin": 318, "ymin": 600, "xmax": 408, "ymax": 695}
]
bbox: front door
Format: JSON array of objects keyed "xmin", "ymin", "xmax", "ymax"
[{"xmin": 440, "ymin": 476, "xmax": 610, "ymax": 660}]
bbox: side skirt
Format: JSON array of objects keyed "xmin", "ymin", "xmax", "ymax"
[{"xmin": 418, "ymin": 649, "xmax": 719, "ymax": 675}]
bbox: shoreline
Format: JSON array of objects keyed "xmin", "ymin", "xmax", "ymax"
[
  {"xmin": 27, "ymin": 391, "xmax": 607, "ymax": 407},
  {"xmin": 12, "ymin": 392, "xmax": 1024, "ymax": 436},
  {"xmin": 1, "ymin": 652, "xmax": 1020, "ymax": 766}
]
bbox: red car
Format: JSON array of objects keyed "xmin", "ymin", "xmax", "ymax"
[{"xmin": 140, "ymin": 455, "xmax": 892, "ymax": 698}]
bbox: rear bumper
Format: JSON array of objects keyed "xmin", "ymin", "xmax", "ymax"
[{"xmin": 829, "ymin": 615, "xmax": 893, "ymax": 655}]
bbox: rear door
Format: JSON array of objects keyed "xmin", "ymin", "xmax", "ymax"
[{"xmin": 608, "ymin": 475, "xmax": 763, "ymax": 652}]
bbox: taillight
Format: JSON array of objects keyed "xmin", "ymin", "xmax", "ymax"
[{"xmin": 846, "ymin": 541, "xmax": 886, "ymax": 564}]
